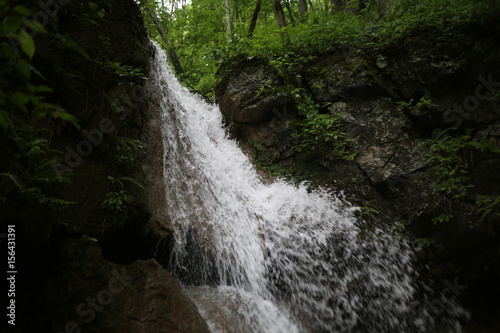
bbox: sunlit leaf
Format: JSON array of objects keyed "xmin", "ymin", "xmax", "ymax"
[
  {"xmin": 88, "ymin": 3, "xmax": 98, "ymax": 12},
  {"xmin": 19, "ymin": 28, "xmax": 35, "ymax": 58},
  {"xmin": 22, "ymin": 19, "xmax": 48, "ymax": 34}
]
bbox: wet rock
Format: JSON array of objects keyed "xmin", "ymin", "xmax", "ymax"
[
  {"xmin": 306, "ymin": 50, "xmax": 387, "ymax": 103},
  {"xmin": 142, "ymin": 58, "xmax": 175, "ymax": 235},
  {"xmin": 47, "ymin": 239, "xmax": 210, "ymax": 333},
  {"xmin": 331, "ymin": 99, "xmax": 427, "ymax": 184},
  {"xmin": 215, "ymin": 20, "xmax": 500, "ymax": 331},
  {"xmin": 215, "ymin": 57, "xmax": 295, "ymax": 124},
  {"xmin": 13, "ymin": 1, "xmax": 207, "ymax": 332}
]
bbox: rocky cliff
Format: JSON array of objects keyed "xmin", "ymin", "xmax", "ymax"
[
  {"xmin": 8, "ymin": 1, "xmax": 208, "ymax": 332},
  {"xmin": 6, "ymin": 1, "xmax": 500, "ymax": 332},
  {"xmin": 215, "ymin": 19, "xmax": 500, "ymax": 332}
]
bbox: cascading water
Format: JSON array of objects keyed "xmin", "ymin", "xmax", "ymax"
[{"xmin": 145, "ymin": 43, "xmax": 468, "ymax": 332}]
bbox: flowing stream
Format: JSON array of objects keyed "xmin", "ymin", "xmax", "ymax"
[{"xmin": 145, "ymin": 43, "xmax": 467, "ymax": 333}]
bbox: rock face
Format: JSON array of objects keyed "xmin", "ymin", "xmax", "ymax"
[
  {"xmin": 47, "ymin": 239, "xmax": 210, "ymax": 333},
  {"xmin": 13, "ymin": 1, "xmax": 208, "ymax": 332},
  {"xmin": 142, "ymin": 48, "xmax": 176, "ymax": 238},
  {"xmin": 215, "ymin": 57, "xmax": 296, "ymax": 124},
  {"xmin": 215, "ymin": 20, "xmax": 500, "ymax": 332}
]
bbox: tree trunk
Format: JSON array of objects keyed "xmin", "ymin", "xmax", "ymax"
[
  {"xmin": 357, "ymin": 0, "xmax": 369, "ymax": 13},
  {"xmin": 248, "ymin": 0, "xmax": 262, "ymax": 38},
  {"xmin": 283, "ymin": 0, "xmax": 295, "ymax": 26},
  {"xmin": 330, "ymin": 0, "xmax": 343, "ymax": 14},
  {"xmin": 298, "ymin": 0, "xmax": 308, "ymax": 21},
  {"xmin": 341, "ymin": 0, "xmax": 367, "ymax": 14},
  {"xmin": 146, "ymin": 7, "xmax": 184, "ymax": 76},
  {"xmin": 272, "ymin": 0, "xmax": 289, "ymax": 43},
  {"xmin": 308, "ymin": 0, "xmax": 315, "ymax": 11},
  {"xmin": 376, "ymin": 0, "xmax": 389, "ymax": 17},
  {"xmin": 224, "ymin": 0, "xmax": 232, "ymax": 43}
]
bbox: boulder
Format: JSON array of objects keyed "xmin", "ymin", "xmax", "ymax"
[
  {"xmin": 47, "ymin": 239, "xmax": 210, "ymax": 333},
  {"xmin": 215, "ymin": 57, "xmax": 295, "ymax": 124}
]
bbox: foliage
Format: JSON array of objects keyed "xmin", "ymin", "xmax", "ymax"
[
  {"xmin": 360, "ymin": 203, "xmax": 381, "ymax": 219},
  {"xmin": 0, "ymin": 1, "xmax": 78, "ymax": 129},
  {"xmin": 425, "ymin": 129, "xmax": 500, "ymax": 223},
  {"xmin": 389, "ymin": 220, "xmax": 405, "ymax": 242},
  {"xmin": 397, "ymin": 95, "xmax": 438, "ymax": 116},
  {"xmin": 102, "ymin": 189, "xmax": 132, "ymax": 212},
  {"xmin": 476, "ymin": 195, "xmax": 500, "ymax": 222},
  {"xmin": 0, "ymin": 1, "xmax": 79, "ymax": 216},
  {"xmin": 415, "ymin": 95, "xmax": 437, "ymax": 109},
  {"xmin": 0, "ymin": 123, "xmax": 76, "ymax": 205},
  {"xmin": 105, "ymin": 61, "xmax": 146, "ymax": 86},
  {"xmin": 431, "ymin": 213, "xmax": 453, "ymax": 224},
  {"xmin": 425, "ymin": 131, "xmax": 474, "ymax": 199},
  {"xmin": 414, "ymin": 237, "xmax": 436, "ymax": 246},
  {"xmin": 1, "ymin": 0, "xmax": 149, "ymax": 226},
  {"xmin": 291, "ymin": 87, "xmax": 320, "ymax": 117},
  {"xmin": 101, "ymin": 175, "xmax": 144, "ymax": 212},
  {"xmin": 0, "ymin": 127, "xmax": 75, "ymax": 207},
  {"xmin": 139, "ymin": 0, "xmax": 500, "ymax": 98},
  {"xmin": 488, "ymin": 89, "xmax": 500, "ymax": 102},
  {"xmin": 82, "ymin": 234, "xmax": 98, "ymax": 242},
  {"xmin": 113, "ymin": 136, "xmax": 145, "ymax": 165},
  {"xmin": 292, "ymin": 113, "xmax": 355, "ymax": 167}
]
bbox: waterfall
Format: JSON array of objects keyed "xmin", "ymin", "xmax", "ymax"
[{"xmin": 145, "ymin": 43, "xmax": 468, "ymax": 333}]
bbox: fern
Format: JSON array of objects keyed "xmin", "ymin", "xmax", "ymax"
[
  {"xmin": 113, "ymin": 136, "xmax": 145, "ymax": 165},
  {"xmin": 54, "ymin": 33, "xmax": 91, "ymax": 61},
  {"xmin": 0, "ymin": 172, "xmax": 23, "ymax": 190},
  {"xmin": 120, "ymin": 176, "xmax": 145, "ymax": 191},
  {"xmin": 0, "ymin": 2, "xmax": 76, "ymax": 219},
  {"xmin": 39, "ymin": 196, "xmax": 76, "ymax": 207},
  {"xmin": 425, "ymin": 131, "xmax": 473, "ymax": 198},
  {"xmin": 476, "ymin": 195, "xmax": 500, "ymax": 222}
]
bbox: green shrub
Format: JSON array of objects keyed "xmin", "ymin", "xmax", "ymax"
[{"xmin": 293, "ymin": 114, "xmax": 355, "ymax": 167}]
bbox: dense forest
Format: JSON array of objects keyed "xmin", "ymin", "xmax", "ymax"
[
  {"xmin": 141, "ymin": 0, "xmax": 500, "ymax": 100},
  {"xmin": 1, "ymin": 0, "xmax": 500, "ymax": 332}
]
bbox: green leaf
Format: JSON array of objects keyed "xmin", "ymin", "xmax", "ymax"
[
  {"xmin": 19, "ymin": 28, "xmax": 35, "ymax": 58},
  {"xmin": 10, "ymin": 91, "xmax": 30, "ymax": 112},
  {"xmin": 36, "ymin": 85, "xmax": 53, "ymax": 93},
  {"xmin": 52, "ymin": 110, "xmax": 80, "ymax": 129},
  {"xmin": 88, "ymin": 3, "xmax": 98, "ymax": 12},
  {"xmin": 86, "ymin": 19, "xmax": 99, "ymax": 27},
  {"xmin": 2, "ymin": 14, "xmax": 22, "ymax": 33},
  {"xmin": 83, "ymin": 235, "xmax": 98, "ymax": 242},
  {"xmin": 0, "ymin": 172, "xmax": 23, "ymax": 190},
  {"xmin": 39, "ymin": 196, "xmax": 76, "ymax": 206},
  {"xmin": 15, "ymin": 60, "xmax": 31, "ymax": 79},
  {"xmin": 13, "ymin": 5, "xmax": 31, "ymax": 16},
  {"xmin": 22, "ymin": 19, "xmax": 47, "ymax": 34},
  {"xmin": 121, "ymin": 176, "xmax": 145, "ymax": 190}
]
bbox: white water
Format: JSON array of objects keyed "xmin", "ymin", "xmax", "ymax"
[{"xmin": 145, "ymin": 44, "xmax": 467, "ymax": 332}]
